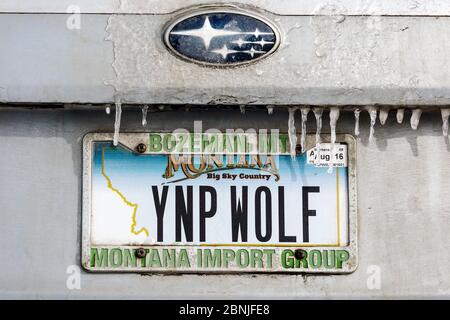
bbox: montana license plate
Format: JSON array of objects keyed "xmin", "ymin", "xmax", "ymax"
[{"xmin": 82, "ymin": 132, "xmax": 357, "ymax": 273}]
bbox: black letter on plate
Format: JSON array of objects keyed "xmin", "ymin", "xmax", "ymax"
[
  {"xmin": 278, "ymin": 186, "xmax": 296, "ymax": 242},
  {"xmin": 176, "ymin": 186, "xmax": 193, "ymax": 242},
  {"xmin": 302, "ymin": 186, "xmax": 320, "ymax": 242},
  {"xmin": 255, "ymin": 186, "xmax": 272, "ymax": 242},
  {"xmin": 152, "ymin": 186, "xmax": 169, "ymax": 242},
  {"xmin": 231, "ymin": 186, "xmax": 248, "ymax": 242},
  {"xmin": 199, "ymin": 186, "xmax": 217, "ymax": 242}
]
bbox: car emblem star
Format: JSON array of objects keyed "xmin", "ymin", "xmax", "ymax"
[
  {"xmin": 243, "ymin": 47, "xmax": 266, "ymax": 58},
  {"xmin": 170, "ymin": 17, "xmax": 243, "ymax": 50},
  {"xmin": 211, "ymin": 45, "xmax": 239, "ymax": 59}
]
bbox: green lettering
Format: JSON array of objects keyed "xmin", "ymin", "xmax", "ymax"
[
  {"xmin": 323, "ymin": 250, "xmax": 336, "ymax": 269},
  {"xmin": 149, "ymin": 249, "xmax": 162, "ymax": 268},
  {"xmin": 178, "ymin": 249, "xmax": 191, "ymax": 268},
  {"xmin": 309, "ymin": 250, "xmax": 322, "ymax": 268},
  {"xmin": 110, "ymin": 248, "xmax": 123, "ymax": 267},
  {"xmin": 163, "ymin": 134, "xmax": 176, "ymax": 152},
  {"xmin": 204, "ymin": 249, "xmax": 222, "ymax": 268},
  {"xmin": 90, "ymin": 248, "xmax": 108, "ymax": 268},
  {"xmin": 336, "ymin": 250, "xmax": 350, "ymax": 268},
  {"xmin": 236, "ymin": 249, "xmax": 250, "ymax": 268},
  {"xmin": 124, "ymin": 249, "xmax": 137, "ymax": 267},
  {"xmin": 281, "ymin": 249, "xmax": 294, "ymax": 269},
  {"xmin": 250, "ymin": 250, "xmax": 263, "ymax": 268},
  {"xmin": 263, "ymin": 249, "xmax": 275, "ymax": 268},
  {"xmin": 295, "ymin": 251, "xmax": 308, "ymax": 268},
  {"xmin": 162, "ymin": 249, "xmax": 176, "ymax": 268},
  {"xmin": 222, "ymin": 249, "xmax": 235, "ymax": 268},
  {"xmin": 149, "ymin": 134, "xmax": 162, "ymax": 152}
]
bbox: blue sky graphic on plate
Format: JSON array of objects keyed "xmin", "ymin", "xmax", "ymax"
[
  {"xmin": 166, "ymin": 12, "xmax": 278, "ymax": 65},
  {"xmin": 90, "ymin": 142, "xmax": 349, "ymax": 246}
]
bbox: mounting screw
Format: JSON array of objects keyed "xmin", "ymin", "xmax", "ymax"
[
  {"xmin": 136, "ymin": 143, "xmax": 147, "ymax": 154},
  {"xmin": 135, "ymin": 248, "xmax": 147, "ymax": 259},
  {"xmin": 294, "ymin": 249, "xmax": 306, "ymax": 260}
]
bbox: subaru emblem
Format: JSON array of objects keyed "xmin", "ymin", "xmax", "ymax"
[{"xmin": 163, "ymin": 7, "xmax": 281, "ymax": 67}]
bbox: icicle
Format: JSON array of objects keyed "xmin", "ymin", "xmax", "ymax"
[
  {"xmin": 366, "ymin": 106, "xmax": 378, "ymax": 142},
  {"xmin": 329, "ymin": 107, "xmax": 340, "ymax": 145},
  {"xmin": 105, "ymin": 105, "xmax": 111, "ymax": 115},
  {"xmin": 113, "ymin": 99, "xmax": 122, "ymax": 146},
  {"xmin": 379, "ymin": 109, "xmax": 389, "ymax": 125},
  {"xmin": 442, "ymin": 108, "xmax": 450, "ymax": 136},
  {"xmin": 240, "ymin": 105, "xmax": 246, "ymax": 114},
  {"xmin": 328, "ymin": 107, "xmax": 340, "ymax": 174},
  {"xmin": 410, "ymin": 108, "xmax": 422, "ymax": 130},
  {"xmin": 267, "ymin": 105, "xmax": 274, "ymax": 115},
  {"xmin": 141, "ymin": 105, "xmax": 149, "ymax": 126},
  {"xmin": 313, "ymin": 107, "xmax": 323, "ymax": 145},
  {"xmin": 312, "ymin": 107, "xmax": 323, "ymax": 168},
  {"xmin": 300, "ymin": 107, "xmax": 310, "ymax": 153},
  {"xmin": 396, "ymin": 108, "xmax": 405, "ymax": 124},
  {"xmin": 288, "ymin": 107, "xmax": 298, "ymax": 159},
  {"xmin": 354, "ymin": 108, "xmax": 361, "ymax": 136}
]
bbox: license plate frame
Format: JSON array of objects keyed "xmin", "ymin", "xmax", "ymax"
[{"xmin": 82, "ymin": 132, "xmax": 357, "ymax": 274}]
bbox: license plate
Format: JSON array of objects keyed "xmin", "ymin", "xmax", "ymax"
[{"xmin": 82, "ymin": 132, "xmax": 357, "ymax": 273}]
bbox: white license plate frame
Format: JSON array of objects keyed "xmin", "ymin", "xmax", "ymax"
[{"xmin": 82, "ymin": 132, "xmax": 357, "ymax": 274}]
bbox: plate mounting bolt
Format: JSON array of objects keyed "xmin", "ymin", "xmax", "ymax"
[
  {"xmin": 136, "ymin": 143, "xmax": 147, "ymax": 154},
  {"xmin": 135, "ymin": 248, "xmax": 147, "ymax": 259},
  {"xmin": 294, "ymin": 249, "xmax": 306, "ymax": 260}
]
